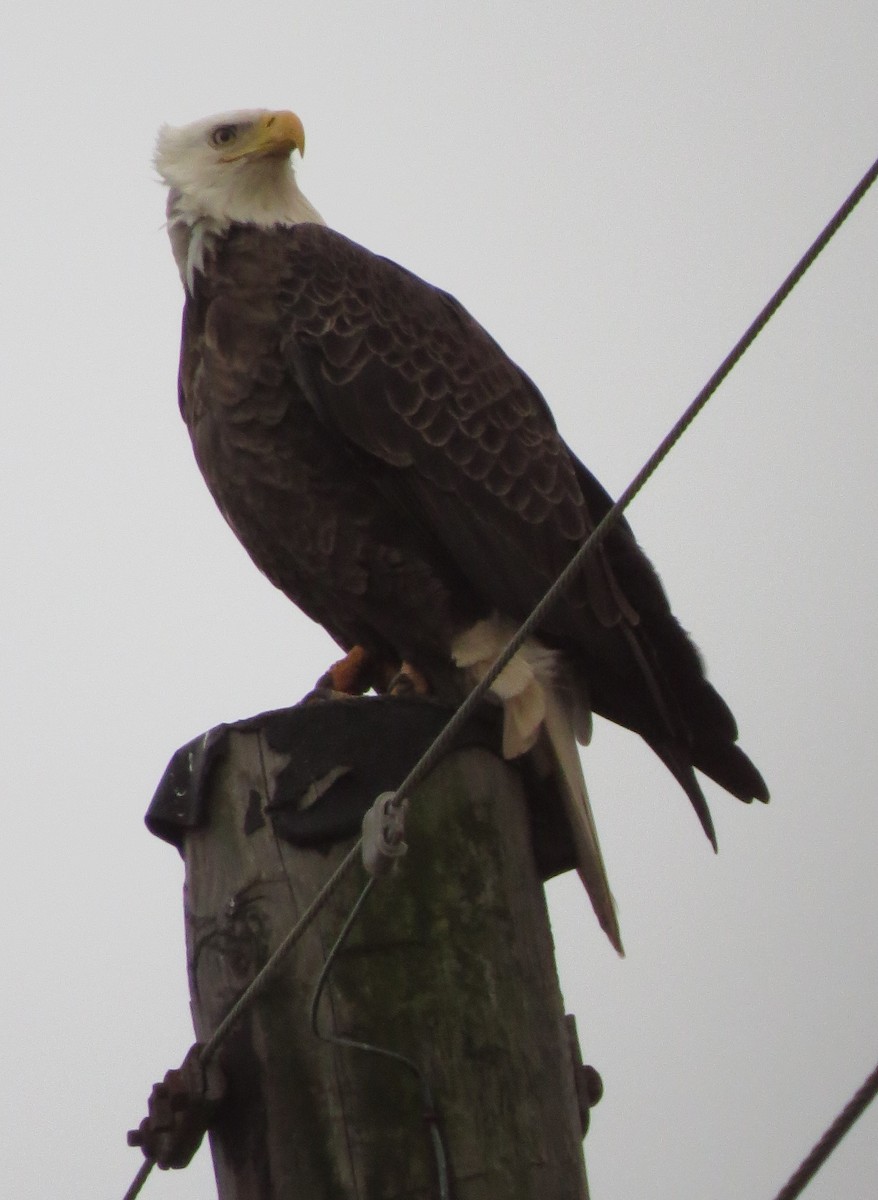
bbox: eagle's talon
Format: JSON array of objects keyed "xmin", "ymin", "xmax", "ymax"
[
  {"xmin": 387, "ymin": 662, "xmax": 431, "ymax": 697},
  {"xmin": 301, "ymin": 686, "xmax": 351, "ymax": 705}
]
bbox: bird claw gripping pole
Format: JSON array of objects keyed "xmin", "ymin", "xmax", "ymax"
[{"xmin": 127, "ymin": 1044, "xmax": 226, "ymax": 1170}]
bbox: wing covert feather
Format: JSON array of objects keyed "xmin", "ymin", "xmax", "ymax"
[{"xmin": 253, "ymin": 222, "xmax": 625, "ymax": 629}]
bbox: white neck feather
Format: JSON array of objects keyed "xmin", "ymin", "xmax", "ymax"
[{"xmin": 164, "ymin": 159, "xmax": 325, "ymax": 291}]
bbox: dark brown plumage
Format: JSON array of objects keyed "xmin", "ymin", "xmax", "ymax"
[
  {"xmin": 157, "ymin": 108, "xmax": 768, "ymax": 951},
  {"xmin": 180, "ymin": 221, "xmax": 767, "ymax": 832}
]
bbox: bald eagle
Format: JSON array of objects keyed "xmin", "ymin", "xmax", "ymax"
[{"xmin": 155, "ymin": 109, "xmax": 768, "ymax": 954}]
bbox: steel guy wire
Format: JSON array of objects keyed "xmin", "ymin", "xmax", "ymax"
[
  {"xmin": 769, "ymin": 1058, "xmax": 878, "ymax": 1200},
  {"xmin": 199, "ymin": 839, "xmax": 363, "ymax": 1065},
  {"xmin": 122, "ymin": 1158, "xmax": 154, "ymax": 1200}
]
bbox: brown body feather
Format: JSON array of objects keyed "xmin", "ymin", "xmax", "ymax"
[{"xmin": 177, "ymin": 220, "xmax": 768, "ymax": 947}]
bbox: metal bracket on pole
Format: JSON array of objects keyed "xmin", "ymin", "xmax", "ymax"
[
  {"xmin": 565, "ymin": 1015, "xmax": 603, "ymax": 1137},
  {"xmin": 362, "ymin": 791, "xmax": 409, "ymax": 877},
  {"xmin": 127, "ymin": 1044, "xmax": 226, "ymax": 1170}
]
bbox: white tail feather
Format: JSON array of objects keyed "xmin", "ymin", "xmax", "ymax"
[
  {"xmin": 541, "ymin": 692, "xmax": 623, "ymax": 955},
  {"xmin": 452, "ymin": 615, "xmax": 623, "ymax": 953}
]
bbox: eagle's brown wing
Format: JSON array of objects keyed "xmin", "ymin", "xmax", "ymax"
[{"xmin": 182, "ymin": 221, "xmax": 767, "ymax": 840}]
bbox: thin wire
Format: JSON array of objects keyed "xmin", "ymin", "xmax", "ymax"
[
  {"xmin": 122, "ymin": 1157, "xmax": 154, "ymax": 1200},
  {"xmin": 121, "ymin": 151, "xmax": 878, "ymax": 1200},
  {"xmin": 200, "ymin": 838, "xmax": 363, "ymax": 1065},
  {"xmin": 770, "ymin": 1059, "xmax": 878, "ymax": 1200},
  {"xmin": 309, "ymin": 877, "xmax": 452, "ymax": 1200}
]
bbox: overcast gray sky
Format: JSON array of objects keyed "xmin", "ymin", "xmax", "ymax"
[{"xmin": 2, "ymin": 3, "xmax": 877, "ymax": 1198}]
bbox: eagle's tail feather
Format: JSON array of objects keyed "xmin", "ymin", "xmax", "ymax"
[
  {"xmin": 541, "ymin": 690, "xmax": 624, "ymax": 955},
  {"xmin": 650, "ymin": 740, "xmax": 718, "ymax": 851},
  {"xmin": 452, "ymin": 615, "xmax": 622, "ymax": 954}
]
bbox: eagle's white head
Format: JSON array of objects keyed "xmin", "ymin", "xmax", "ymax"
[{"xmin": 154, "ymin": 108, "xmax": 324, "ymax": 289}]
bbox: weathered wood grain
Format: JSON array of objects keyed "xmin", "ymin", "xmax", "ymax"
[{"xmin": 183, "ymin": 711, "xmax": 590, "ymax": 1199}]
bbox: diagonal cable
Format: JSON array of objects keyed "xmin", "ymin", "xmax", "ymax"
[
  {"xmin": 770, "ymin": 1059, "xmax": 878, "ymax": 1200},
  {"xmin": 122, "ymin": 1158, "xmax": 154, "ymax": 1200}
]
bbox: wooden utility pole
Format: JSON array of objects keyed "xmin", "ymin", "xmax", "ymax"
[{"xmin": 146, "ymin": 697, "xmax": 596, "ymax": 1199}]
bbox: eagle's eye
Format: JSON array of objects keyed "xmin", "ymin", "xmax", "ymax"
[{"xmin": 210, "ymin": 124, "xmax": 238, "ymax": 148}]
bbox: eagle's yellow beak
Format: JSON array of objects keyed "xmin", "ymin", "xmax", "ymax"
[{"xmin": 220, "ymin": 110, "xmax": 305, "ymax": 162}]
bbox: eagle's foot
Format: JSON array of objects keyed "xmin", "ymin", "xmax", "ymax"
[
  {"xmin": 315, "ymin": 645, "xmax": 375, "ymax": 696},
  {"xmin": 310, "ymin": 649, "xmax": 430, "ymax": 701},
  {"xmin": 387, "ymin": 661, "xmax": 431, "ymax": 697}
]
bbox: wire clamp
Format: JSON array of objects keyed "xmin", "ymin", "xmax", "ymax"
[
  {"xmin": 362, "ymin": 791, "xmax": 409, "ymax": 876},
  {"xmin": 127, "ymin": 1044, "xmax": 225, "ymax": 1170}
]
